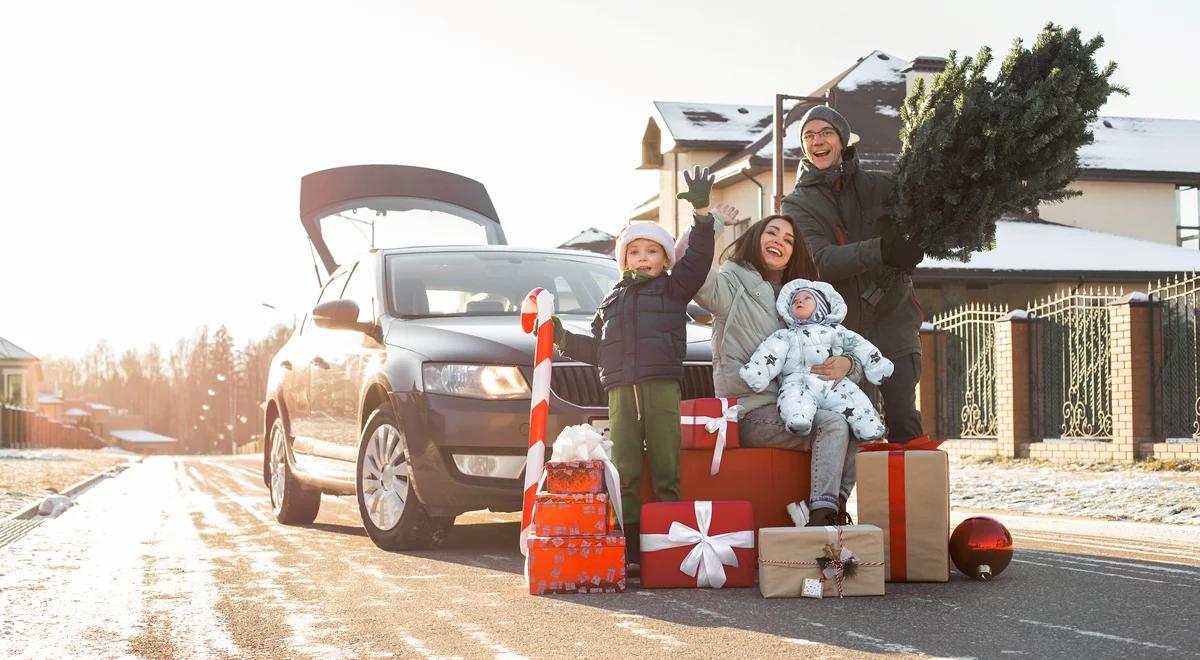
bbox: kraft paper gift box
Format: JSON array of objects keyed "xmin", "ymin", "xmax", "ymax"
[
  {"xmin": 757, "ymin": 525, "xmax": 885, "ymax": 598},
  {"xmin": 533, "ymin": 492, "xmax": 610, "ymax": 537},
  {"xmin": 527, "ymin": 535, "xmax": 627, "ymax": 595},
  {"xmin": 639, "ymin": 500, "xmax": 755, "ymax": 589},
  {"xmin": 544, "ymin": 460, "xmax": 605, "ymax": 494},
  {"xmin": 855, "ymin": 444, "xmax": 951, "ymax": 582}
]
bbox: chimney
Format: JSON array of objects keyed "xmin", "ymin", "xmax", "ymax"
[{"xmin": 901, "ymin": 56, "xmax": 948, "ymax": 98}]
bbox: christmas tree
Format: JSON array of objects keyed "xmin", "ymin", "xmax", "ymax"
[{"xmin": 891, "ymin": 23, "xmax": 1127, "ymax": 262}]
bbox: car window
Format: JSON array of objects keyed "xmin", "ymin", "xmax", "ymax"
[
  {"xmin": 386, "ymin": 251, "xmax": 619, "ymax": 318},
  {"xmin": 301, "ymin": 270, "xmax": 351, "ymax": 334},
  {"xmin": 342, "ymin": 260, "xmax": 377, "ymax": 324}
]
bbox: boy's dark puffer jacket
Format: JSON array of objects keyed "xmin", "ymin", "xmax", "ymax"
[{"xmin": 560, "ymin": 218, "xmax": 714, "ymax": 389}]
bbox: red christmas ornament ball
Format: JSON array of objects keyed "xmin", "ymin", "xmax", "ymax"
[{"xmin": 950, "ymin": 516, "xmax": 1013, "ymax": 580}]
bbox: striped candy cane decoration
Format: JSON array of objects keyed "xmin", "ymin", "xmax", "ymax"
[{"xmin": 519, "ymin": 286, "xmax": 555, "ymax": 556}]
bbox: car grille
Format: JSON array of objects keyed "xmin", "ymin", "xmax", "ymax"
[{"xmin": 550, "ymin": 364, "xmax": 715, "ymax": 407}]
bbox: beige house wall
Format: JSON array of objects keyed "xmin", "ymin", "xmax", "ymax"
[{"xmin": 1037, "ymin": 180, "xmax": 1177, "ymax": 245}]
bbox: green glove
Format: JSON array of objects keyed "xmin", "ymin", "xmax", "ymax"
[
  {"xmin": 551, "ymin": 316, "xmax": 565, "ymax": 346},
  {"xmin": 676, "ymin": 165, "xmax": 714, "ymax": 209}
]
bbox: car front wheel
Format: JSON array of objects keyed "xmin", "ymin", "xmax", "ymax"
[
  {"xmin": 268, "ymin": 417, "xmax": 321, "ymax": 524},
  {"xmin": 357, "ymin": 405, "xmax": 453, "ymax": 550}
]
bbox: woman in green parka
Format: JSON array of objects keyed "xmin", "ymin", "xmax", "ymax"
[{"xmin": 676, "ymin": 207, "xmax": 864, "ymax": 527}]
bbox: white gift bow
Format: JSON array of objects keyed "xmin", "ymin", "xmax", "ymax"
[
  {"xmin": 549, "ymin": 424, "xmax": 623, "ymax": 532},
  {"xmin": 679, "ymin": 399, "xmax": 744, "ymax": 475},
  {"xmin": 639, "ymin": 500, "xmax": 754, "ymax": 588}
]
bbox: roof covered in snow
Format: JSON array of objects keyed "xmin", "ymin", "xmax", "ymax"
[
  {"xmin": 110, "ymin": 429, "xmax": 176, "ymax": 444},
  {"xmin": 0, "ymin": 336, "xmax": 37, "ymax": 361},
  {"xmin": 87, "ymin": 402, "xmax": 114, "ymax": 411},
  {"xmin": 64, "ymin": 407, "xmax": 91, "ymax": 417},
  {"xmin": 1079, "ymin": 117, "xmax": 1200, "ymax": 179},
  {"xmin": 918, "ymin": 218, "xmax": 1200, "ymax": 278},
  {"xmin": 558, "ymin": 227, "xmax": 615, "ymax": 257},
  {"xmin": 37, "ymin": 394, "xmax": 63, "ymax": 405},
  {"xmin": 652, "ymin": 102, "xmax": 773, "ymax": 147}
]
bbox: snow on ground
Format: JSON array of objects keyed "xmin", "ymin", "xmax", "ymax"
[
  {"xmin": 948, "ymin": 456, "xmax": 1200, "ymax": 525},
  {"xmin": 0, "ymin": 449, "xmax": 135, "ymax": 518}
]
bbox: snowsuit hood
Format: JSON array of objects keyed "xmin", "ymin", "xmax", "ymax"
[{"xmin": 777, "ymin": 278, "xmax": 847, "ymax": 328}]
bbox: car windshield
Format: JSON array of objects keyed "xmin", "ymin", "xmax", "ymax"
[
  {"xmin": 318, "ymin": 196, "xmax": 503, "ymax": 267},
  {"xmin": 386, "ymin": 251, "xmax": 619, "ymax": 317}
]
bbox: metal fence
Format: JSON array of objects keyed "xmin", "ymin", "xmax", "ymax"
[
  {"xmin": 1029, "ymin": 288, "xmax": 1123, "ymax": 440},
  {"xmin": 932, "ymin": 303, "xmax": 1006, "ymax": 438},
  {"xmin": 1150, "ymin": 272, "xmax": 1200, "ymax": 439}
]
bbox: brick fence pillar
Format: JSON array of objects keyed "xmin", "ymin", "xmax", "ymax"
[
  {"xmin": 995, "ymin": 312, "xmax": 1034, "ymax": 458},
  {"xmin": 1109, "ymin": 294, "xmax": 1159, "ymax": 462},
  {"xmin": 917, "ymin": 326, "xmax": 943, "ymax": 439}
]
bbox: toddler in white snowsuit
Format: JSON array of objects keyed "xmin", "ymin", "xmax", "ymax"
[{"xmin": 740, "ymin": 279, "xmax": 894, "ymax": 440}]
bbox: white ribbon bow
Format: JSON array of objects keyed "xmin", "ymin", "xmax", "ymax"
[
  {"xmin": 639, "ymin": 501, "xmax": 754, "ymax": 588},
  {"xmin": 680, "ymin": 399, "xmax": 744, "ymax": 475},
  {"xmin": 548, "ymin": 425, "xmax": 623, "ymax": 531}
]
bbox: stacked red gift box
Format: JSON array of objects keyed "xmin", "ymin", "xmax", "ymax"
[{"xmin": 526, "ymin": 460, "xmax": 627, "ymax": 595}]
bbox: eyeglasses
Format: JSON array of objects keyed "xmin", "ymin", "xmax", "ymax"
[{"xmin": 802, "ymin": 128, "xmax": 838, "ymax": 143}]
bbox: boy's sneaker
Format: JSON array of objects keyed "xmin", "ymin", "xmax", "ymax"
[{"xmin": 786, "ymin": 501, "xmax": 810, "ymax": 527}]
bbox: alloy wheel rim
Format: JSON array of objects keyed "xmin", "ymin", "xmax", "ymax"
[
  {"xmin": 270, "ymin": 424, "xmax": 287, "ymax": 511},
  {"xmin": 361, "ymin": 423, "xmax": 408, "ymax": 531}
]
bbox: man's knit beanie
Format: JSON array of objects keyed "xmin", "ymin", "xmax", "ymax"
[{"xmin": 615, "ymin": 222, "xmax": 675, "ymax": 271}]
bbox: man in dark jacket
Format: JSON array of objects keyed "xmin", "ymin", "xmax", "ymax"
[
  {"xmin": 554, "ymin": 166, "xmax": 715, "ymax": 565},
  {"xmin": 781, "ymin": 106, "xmax": 927, "ymax": 443}
]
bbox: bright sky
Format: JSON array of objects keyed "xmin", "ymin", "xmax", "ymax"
[{"xmin": 4, "ymin": 0, "xmax": 1199, "ymax": 358}]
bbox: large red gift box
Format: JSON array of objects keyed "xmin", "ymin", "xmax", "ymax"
[
  {"xmin": 534, "ymin": 492, "xmax": 610, "ymax": 537},
  {"xmin": 527, "ymin": 535, "xmax": 626, "ymax": 595},
  {"xmin": 639, "ymin": 500, "xmax": 755, "ymax": 588},
  {"xmin": 544, "ymin": 460, "xmax": 604, "ymax": 494}
]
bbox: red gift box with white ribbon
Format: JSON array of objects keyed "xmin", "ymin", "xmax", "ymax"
[
  {"xmin": 639, "ymin": 500, "xmax": 755, "ymax": 589},
  {"xmin": 679, "ymin": 398, "xmax": 743, "ymax": 475}
]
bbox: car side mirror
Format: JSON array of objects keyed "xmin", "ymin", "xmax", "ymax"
[
  {"xmin": 313, "ymin": 299, "xmax": 372, "ymax": 334},
  {"xmin": 687, "ymin": 302, "xmax": 713, "ymax": 326}
]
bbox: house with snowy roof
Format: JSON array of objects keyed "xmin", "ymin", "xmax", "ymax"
[
  {"xmin": 557, "ymin": 227, "xmax": 616, "ymax": 257},
  {"xmin": 0, "ymin": 335, "xmax": 40, "ymax": 408},
  {"xmin": 634, "ymin": 50, "xmax": 1200, "ymax": 314}
]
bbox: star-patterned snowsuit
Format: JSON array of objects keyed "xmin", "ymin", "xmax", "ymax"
[{"xmin": 739, "ymin": 279, "xmax": 894, "ymax": 440}]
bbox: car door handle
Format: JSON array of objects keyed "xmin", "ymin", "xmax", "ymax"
[
  {"xmin": 311, "ymin": 356, "xmax": 331, "ymax": 370},
  {"xmin": 280, "ymin": 360, "xmax": 293, "ymax": 371}
]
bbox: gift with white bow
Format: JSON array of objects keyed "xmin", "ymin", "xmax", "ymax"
[
  {"xmin": 543, "ymin": 424, "xmax": 623, "ymax": 531},
  {"xmin": 639, "ymin": 500, "xmax": 755, "ymax": 588},
  {"xmin": 758, "ymin": 525, "xmax": 885, "ymax": 598},
  {"xmin": 679, "ymin": 398, "xmax": 744, "ymax": 475}
]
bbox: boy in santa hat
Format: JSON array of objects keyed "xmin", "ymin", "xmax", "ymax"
[{"xmin": 554, "ymin": 166, "xmax": 715, "ymax": 570}]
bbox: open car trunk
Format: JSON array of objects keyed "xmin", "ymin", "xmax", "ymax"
[{"xmin": 300, "ymin": 164, "xmax": 508, "ymax": 276}]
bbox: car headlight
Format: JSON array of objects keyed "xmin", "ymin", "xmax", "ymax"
[{"xmin": 422, "ymin": 363, "xmax": 530, "ymax": 399}]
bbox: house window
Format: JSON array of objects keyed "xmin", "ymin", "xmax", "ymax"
[
  {"xmin": 1177, "ymin": 185, "xmax": 1199, "ymax": 249},
  {"xmin": 4, "ymin": 373, "xmax": 25, "ymax": 405}
]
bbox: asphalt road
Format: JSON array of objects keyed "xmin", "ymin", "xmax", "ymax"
[{"xmin": 1, "ymin": 455, "xmax": 1197, "ymax": 659}]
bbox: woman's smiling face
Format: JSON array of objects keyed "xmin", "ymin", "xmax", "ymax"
[{"xmin": 760, "ymin": 217, "xmax": 794, "ymax": 272}]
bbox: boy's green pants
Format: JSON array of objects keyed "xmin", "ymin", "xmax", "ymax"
[{"xmin": 608, "ymin": 379, "xmax": 681, "ymax": 525}]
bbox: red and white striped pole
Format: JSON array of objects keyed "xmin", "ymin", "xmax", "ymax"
[{"xmin": 519, "ymin": 286, "xmax": 555, "ymax": 555}]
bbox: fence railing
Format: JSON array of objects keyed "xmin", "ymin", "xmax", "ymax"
[
  {"xmin": 0, "ymin": 404, "xmax": 107, "ymax": 450},
  {"xmin": 1028, "ymin": 288, "xmax": 1123, "ymax": 440},
  {"xmin": 1150, "ymin": 272, "xmax": 1200, "ymax": 439},
  {"xmin": 931, "ymin": 303, "xmax": 1006, "ymax": 438}
]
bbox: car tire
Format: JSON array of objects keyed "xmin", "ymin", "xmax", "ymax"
[
  {"xmin": 267, "ymin": 417, "xmax": 321, "ymax": 525},
  {"xmin": 356, "ymin": 405, "xmax": 453, "ymax": 550}
]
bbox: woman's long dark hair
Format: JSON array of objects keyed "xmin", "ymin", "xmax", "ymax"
[{"xmin": 721, "ymin": 214, "xmax": 819, "ymax": 282}]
